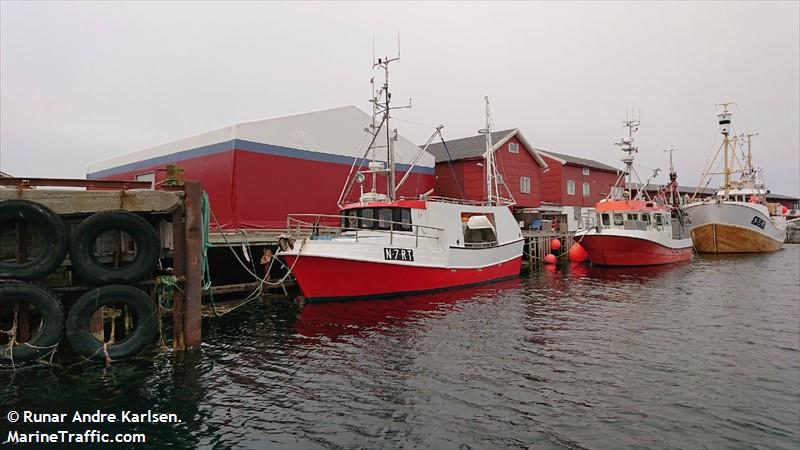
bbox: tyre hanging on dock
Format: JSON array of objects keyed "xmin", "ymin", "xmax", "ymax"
[
  {"xmin": 0, "ymin": 200, "xmax": 68, "ymax": 280},
  {"xmin": 65, "ymin": 285, "xmax": 158, "ymax": 361},
  {"xmin": 0, "ymin": 283, "xmax": 64, "ymax": 364},
  {"xmin": 69, "ymin": 210, "xmax": 160, "ymax": 284}
]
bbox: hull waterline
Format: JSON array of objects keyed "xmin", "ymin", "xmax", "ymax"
[
  {"xmin": 576, "ymin": 234, "xmax": 693, "ymax": 266},
  {"xmin": 280, "ymin": 254, "xmax": 522, "ymax": 301}
]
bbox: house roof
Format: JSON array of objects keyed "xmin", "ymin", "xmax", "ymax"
[
  {"xmin": 425, "ymin": 128, "xmax": 548, "ymax": 169},
  {"xmin": 536, "ymin": 149, "xmax": 619, "ymax": 173},
  {"xmin": 87, "ymin": 105, "xmax": 435, "ymax": 178}
]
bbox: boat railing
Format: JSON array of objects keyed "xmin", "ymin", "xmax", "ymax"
[
  {"xmin": 286, "ymin": 214, "xmax": 443, "ymax": 248},
  {"xmin": 400, "ymin": 195, "xmax": 501, "ymax": 207}
]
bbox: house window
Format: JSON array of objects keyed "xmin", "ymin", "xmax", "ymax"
[
  {"xmin": 567, "ymin": 180, "xmax": 576, "ymax": 195},
  {"xmin": 520, "ymin": 176, "xmax": 531, "ymax": 194},
  {"xmin": 509, "ymin": 143, "xmax": 519, "ymax": 154},
  {"xmin": 496, "ymin": 174, "xmax": 504, "ymax": 185},
  {"xmin": 136, "ymin": 172, "xmax": 155, "ymax": 189},
  {"xmin": 582, "ymin": 182, "xmax": 590, "ymax": 197},
  {"xmin": 582, "ymin": 168, "xmax": 590, "ymax": 176}
]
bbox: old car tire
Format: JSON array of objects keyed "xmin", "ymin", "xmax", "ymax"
[
  {"xmin": 0, "ymin": 283, "xmax": 64, "ymax": 364},
  {"xmin": 69, "ymin": 211, "xmax": 160, "ymax": 284},
  {"xmin": 0, "ymin": 200, "xmax": 68, "ymax": 280},
  {"xmin": 66, "ymin": 285, "xmax": 158, "ymax": 361}
]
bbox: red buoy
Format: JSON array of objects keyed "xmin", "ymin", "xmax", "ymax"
[
  {"xmin": 544, "ymin": 253, "xmax": 557, "ymax": 264},
  {"xmin": 568, "ymin": 243, "xmax": 589, "ymax": 262},
  {"xmin": 550, "ymin": 238, "xmax": 562, "ymax": 251}
]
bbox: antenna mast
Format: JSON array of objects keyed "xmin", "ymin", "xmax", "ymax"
[
  {"xmin": 615, "ymin": 119, "xmax": 640, "ymax": 197},
  {"xmin": 717, "ymin": 102, "xmax": 735, "ymax": 199}
]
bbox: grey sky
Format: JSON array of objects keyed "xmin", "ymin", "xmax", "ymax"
[{"xmin": 1, "ymin": 1, "xmax": 798, "ymax": 196}]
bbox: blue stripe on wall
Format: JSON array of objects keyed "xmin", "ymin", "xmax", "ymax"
[{"xmin": 87, "ymin": 139, "xmax": 435, "ymax": 179}]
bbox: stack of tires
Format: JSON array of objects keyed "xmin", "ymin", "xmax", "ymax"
[{"xmin": 0, "ymin": 200, "xmax": 161, "ymax": 364}]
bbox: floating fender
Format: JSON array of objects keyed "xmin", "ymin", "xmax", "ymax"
[
  {"xmin": 0, "ymin": 283, "xmax": 64, "ymax": 364},
  {"xmin": 69, "ymin": 211, "xmax": 160, "ymax": 284},
  {"xmin": 544, "ymin": 253, "xmax": 557, "ymax": 264},
  {"xmin": 278, "ymin": 235, "xmax": 295, "ymax": 252},
  {"xmin": 0, "ymin": 200, "xmax": 68, "ymax": 280},
  {"xmin": 550, "ymin": 238, "xmax": 562, "ymax": 252},
  {"xmin": 66, "ymin": 285, "xmax": 158, "ymax": 361},
  {"xmin": 568, "ymin": 243, "xmax": 589, "ymax": 262}
]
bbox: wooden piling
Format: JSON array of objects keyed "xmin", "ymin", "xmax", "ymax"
[
  {"xmin": 172, "ymin": 205, "xmax": 186, "ymax": 351},
  {"xmin": 183, "ymin": 181, "xmax": 203, "ymax": 350}
]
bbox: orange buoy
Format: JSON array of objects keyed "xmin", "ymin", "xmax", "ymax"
[
  {"xmin": 550, "ymin": 238, "xmax": 561, "ymax": 251},
  {"xmin": 568, "ymin": 243, "xmax": 589, "ymax": 262},
  {"xmin": 544, "ymin": 253, "xmax": 557, "ymax": 264}
]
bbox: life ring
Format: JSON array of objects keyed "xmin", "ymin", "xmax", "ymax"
[
  {"xmin": 65, "ymin": 285, "xmax": 158, "ymax": 361},
  {"xmin": 69, "ymin": 211, "xmax": 160, "ymax": 284},
  {"xmin": 0, "ymin": 283, "xmax": 64, "ymax": 364},
  {"xmin": 0, "ymin": 200, "xmax": 68, "ymax": 280}
]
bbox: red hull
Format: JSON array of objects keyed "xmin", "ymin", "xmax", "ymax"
[
  {"xmin": 576, "ymin": 235, "xmax": 692, "ymax": 266},
  {"xmin": 280, "ymin": 255, "xmax": 522, "ymax": 301}
]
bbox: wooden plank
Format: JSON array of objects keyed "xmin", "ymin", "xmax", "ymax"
[
  {"xmin": 183, "ymin": 182, "xmax": 202, "ymax": 350},
  {"xmin": 0, "ymin": 177, "xmax": 151, "ymax": 189},
  {"xmin": 0, "ymin": 189, "xmax": 182, "ymax": 215}
]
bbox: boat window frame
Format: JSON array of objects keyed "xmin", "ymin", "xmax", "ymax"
[
  {"xmin": 393, "ymin": 208, "xmax": 413, "ymax": 232},
  {"xmin": 359, "ymin": 208, "xmax": 375, "ymax": 229},
  {"xmin": 377, "ymin": 208, "xmax": 393, "ymax": 230},
  {"xmin": 601, "ymin": 213, "xmax": 610, "ymax": 226},
  {"xmin": 613, "ymin": 213, "xmax": 624, "ymax": 226},
  {"xmin": 626, "ymin": 213, "xmax": 639, "ymax": 221},
  {"xmin": 642, "ymin": 213, "xmax": 651, "ymax": 224},
  {"xmin": 655, "ymin": 214, "xmax": 664, "ymax": 226}
]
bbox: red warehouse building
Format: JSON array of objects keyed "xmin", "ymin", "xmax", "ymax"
[
  {"xmin": 87, "ymin": 106, "xmax": 435, "ymax": 229},
  {"xmin": 426, "ymin": 129, "xmax": 548, "ymax": 208}
]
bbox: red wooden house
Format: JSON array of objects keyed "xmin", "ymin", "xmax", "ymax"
[
  {"xmin": 537, "ymin": 150, "xmax": 620, "ymax": 208},
  {"xmin": 426, "ymin": 129, "xmax": 548, "ymax": 209}
]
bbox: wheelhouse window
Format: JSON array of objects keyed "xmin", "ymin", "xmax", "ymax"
[
  {"xmin": 359, "ymin": 208, "xmax": 375, "ymax": 229},
  {"xmin": 567, "ymin": 180, "xmax": 576, "ymax": 195},
  {"xmin": 601, "ymin": 213, "xmax": 610, "ymax": 226},
  {"xmin": 613, "ymin": 213, "xmax": 623, "ymax": 226},
  {"xmin": 626, "ymin": 213, "xmax": 638, "ymax": 221},
  {"xmin": 655, "ymin": 214, "xmax": 664, "ymax": 226},
  {"xmin": 520, "ymin": 176, "xmax": 531, "ymax": 194},
  {"xmin": 509, "ymin": 142, "xmax": 519, "ymax": 154},
  {"xmin": 377, "ymin": 208, "xmax": 393, "ymax": 230},
  {"xmin": 642, "ymin": 213, "xmax": 651, "ymax": 223},
  {"xmin": 394, "ymin": 208, "xmax": 413, "ymax": 232},
  {"xmin": 344, "ymin": 209, "xmax": 359, "ymax": 230}
]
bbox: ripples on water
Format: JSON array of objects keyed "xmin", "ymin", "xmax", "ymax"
[{"xmin": 2, "ymin": 246, "xmax": 799, "ymax": 449}]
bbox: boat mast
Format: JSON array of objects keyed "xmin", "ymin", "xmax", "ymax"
[
  {"xmin": 370, "ymin": 52, "xmax": 409, "ymax": 202},
  {"xmin": 717, "ymin": 102, "xmax": 734, "ymax": 199},
  {"xmin": 615, "ymin": 119, "xmax": 640, "ymax": 198},
  {"xmin": 741, "ymin": 132, "xmax": 759, "ymax": 179}
]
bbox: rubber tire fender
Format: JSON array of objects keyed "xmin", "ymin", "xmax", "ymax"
[
  {"xmin": 0, "ymin": 200, "xmax": 68, "ymax": 280},
  {"xmin": 66, "ymin": 285, "xmax": 158, "ymax": 361},
  {"xmin": 69, "ymin": 211, "xmax": 160, "ymax": 284},
  {"xmin": 0, "ymin": 283, "xmax": 64, "ymax": 364}
]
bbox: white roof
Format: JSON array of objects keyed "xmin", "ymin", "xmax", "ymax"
[{"xmin": 87, "ymin": 105, "xmax": 434, "ymax": 175}]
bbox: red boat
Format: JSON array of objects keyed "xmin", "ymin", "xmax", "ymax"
[{"xmin": 574, "ymin": 120, "xmax": 693, "ymax": 266}]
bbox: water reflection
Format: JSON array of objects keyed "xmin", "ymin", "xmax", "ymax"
[{"xmin": 293, "ymin": 279, "xmax": 523, "ymax": 342}]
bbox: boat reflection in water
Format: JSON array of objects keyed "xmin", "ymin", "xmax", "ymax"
[{"xmin": 293, "ymin": 279, "xmax": 523, "ymax": 342}]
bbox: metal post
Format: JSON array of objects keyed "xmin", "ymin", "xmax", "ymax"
[
  {"xmin": 183, "ymin": 182, "xmax": 203, "ymax": 350},
  {"xmin": 172, "ymin": 205, "xmax": 186, "ymax": 351}
]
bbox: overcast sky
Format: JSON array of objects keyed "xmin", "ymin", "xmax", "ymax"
[{"xmin": 1, "ymin": 1, "xmax": 798, "ymax": 195}]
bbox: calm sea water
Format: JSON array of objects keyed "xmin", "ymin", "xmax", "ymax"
[{"xmin": 2, "ymin": 246, "xmax": 799, "ymax": 449}]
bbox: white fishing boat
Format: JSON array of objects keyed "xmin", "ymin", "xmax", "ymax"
[
  {"xmin": 685, "ymin": 104, "xmax": 787, "ymax": 253},
  {"xmin": 277, "ymin": 56, "xmax": 523, "ymax": 301}
]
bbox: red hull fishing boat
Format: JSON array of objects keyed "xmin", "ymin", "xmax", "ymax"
[
  {"xmin": 278, "ymin": 56, "xmax": 523, "ymax": 301},
  {"xmin": 575, "ymin": 120, "xmax": 693, "ymax": 266}
]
